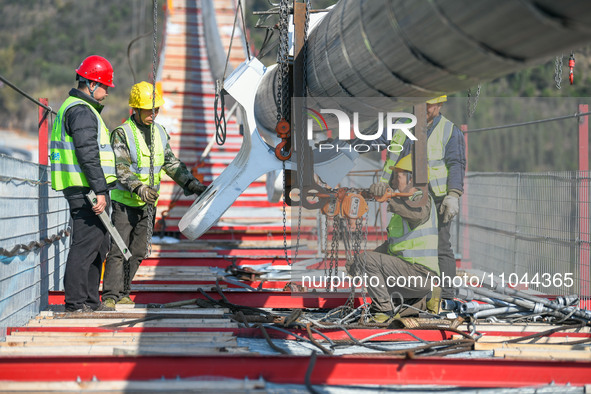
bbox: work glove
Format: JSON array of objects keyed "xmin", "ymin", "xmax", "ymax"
[
  {"xmin": 184, "ymin": 179, "xmax": 207, "ymax": 196},
  {"xmin": 369, "ymin": 182, "xmax": 388, "ymax": 199},
  {"xmin": 439, "ymin": 194, "xmax": 459, "ymax": 224},
  {"xmin": 136, "ymin": 185, "xmax": 159, "ymax": 205}
]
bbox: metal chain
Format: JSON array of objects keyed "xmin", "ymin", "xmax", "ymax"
[
  {"xmin": 322, "ymin": 213, "xmax": 329, "ymax": 278},
  {"xmin": 360, "ymin": 214, "xmax": 370, "ymax": 312},
  {"xmin": 326, "ymin": 216, "xmax": 340, "ymax": 292},
  {"xmin": 292, "ymin": 0, "xmax": 310, "ymax": 267},
  {"xmin": 466, "ymin": 83, "xmax": 481, "ymax": 119},
  {"xmin": 145, "ymin": 0, "xmax": 158, "ymax": 258},
  {"xmin": 555, "ymin": 54, "xmax": 563, "ymax": 89},
  {"xmin": 278, "ymin": 0, "xmax": 291, "ymax": 265},
  {"xmin": 276, "ymin": 0, "xmax": 290, "ymax": 123},
  {"xmin": 281, "ymin": 161, "xmax": 290, "ymax": 264},
  {"xmin": 0, "ymin": 228, "xmax": 71, "ymax": 257}
]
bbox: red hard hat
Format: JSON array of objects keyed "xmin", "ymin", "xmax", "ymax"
[{"xmin": 75, "ymin": 55, "xmax": 115, "ymax": 87}]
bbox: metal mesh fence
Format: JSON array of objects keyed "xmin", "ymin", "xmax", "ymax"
[
  {"xmin": 0, "ymin": 156, "xmax": 70, "ymax": 338},
  {"xmin": 458, "ymin": 171, "xmax": 590, "ymax": 297}
]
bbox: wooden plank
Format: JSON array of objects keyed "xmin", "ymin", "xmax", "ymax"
[
  {"xmin": 460, "ymin": 323, "xmax": 591, "ymax": 334},
  {"xmin": 9, "ymin": 331, "xmax": 235, "ymax": 338},
  {"xmin": 0, "ymin": 379, "xmax": 265, "ymax": 392},
  {"xmin": 1, "ymin": 336, "xmax": 237, "ymax": 346},
  {"xmin": 475, "ymin": 342, "xmax": 591, "ymax": 351},
  {"xmin": 38, "ymin": 308, "xmax": 227, "ymax": 317},
  {"xmin": 0, "ymin": 345, "xmax": 249, "ymax": 356},
  {"xmin": 494, "ymin": 348, "xmax": 591, "ymax": 360},
  {"xmin": 26, "ymin": 319, "xmax": 238, "ymax": 328},
  {"xmin": 456, "ymin": 335, "xmax": 591, "ymax": 344}
]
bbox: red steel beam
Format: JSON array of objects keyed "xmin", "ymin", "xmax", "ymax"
[
  {"xmin": 5, "ymin": 327, "xmax": 456, "ymax": 342},
  {"xmin": 8, "ymin": 326, "xmax": 590, "ymax": 341},
  {"xmin": 48, "ymin": 291, "xmax": 371, "ymax": 308},
  {"xmin": 0, "ymin": 355, "xmax": 590, "ymax": 387}
]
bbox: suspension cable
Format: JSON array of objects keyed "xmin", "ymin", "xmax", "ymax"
[
  {"xmin": 464, "ymin": 110, "xmax": 591, "ymax": 134},
  {"xmin": 0, "ymin": 74, "xmax": 56, "ymax": 115}
]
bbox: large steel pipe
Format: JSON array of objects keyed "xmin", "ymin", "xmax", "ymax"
[{"xmin": 254, "ymin": 0, "xmax": 591, "ymax": 133}]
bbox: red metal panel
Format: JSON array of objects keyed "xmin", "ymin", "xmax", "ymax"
[
  {"xmin": 0, "ymin": 355, "xmax": 590, "ymax": 387},
  {"xmin": 5, "ymin": 327, "xmax": 454, "ymax": 341},
  {"xmin": 48, "ymin": 291, "xmax": 372, "ymax": 308},
  {"xmin": 38, "ymin": 98, "xmax": 49, "ymax": 166}
]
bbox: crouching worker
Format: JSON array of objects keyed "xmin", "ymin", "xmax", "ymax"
[
  {"xmin": 101, "ymin": 81, "xmax": 207, "ymax": 309},
  {"xmin": 347, "ymin": 154, "xmax": 440, "ymax": 322}
]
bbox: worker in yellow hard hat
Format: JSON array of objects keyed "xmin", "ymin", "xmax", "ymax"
[
  {"xmin": 377, "ymin": 93, "xmax": 464, "ymax": 301},
  {"xmin": 347, "ymin": 154, "xmax": 440, "ymax": 323},
  {"xmin": 101, "ymin": 81, "xmax": 207, "ymax": 310}
]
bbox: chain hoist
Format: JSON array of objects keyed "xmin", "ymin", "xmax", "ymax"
[{"xmin": 277, "ymin": 0, "xmax": 310, "ymax": 266}]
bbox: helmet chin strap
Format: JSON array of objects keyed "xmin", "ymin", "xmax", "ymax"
[
  {"xmin": 85, "ymin": 80, "xmax": 99, "ymax": 98},
  {"xmin": 134, "ymin": 110, "xmax": 148, "ymax": 126}
]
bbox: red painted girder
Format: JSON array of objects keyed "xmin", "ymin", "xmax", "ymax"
[
  {"xmin": 8, "ymin": 326, "xmax": 590, "ymax": 341},
  {"xmin": 48, "ymin": 291, "xmax": 370, "ymax": 309},
  {"xmin": 1, "ymin": 355, "xmax": 590, "ymax": 387},
  {"xmin": 139, "ymin": 258, "xmax": 282, "ymax": 267},
  {"xmin": 5, "ymin": 327, "xmax": 454, "ymax": 342}
]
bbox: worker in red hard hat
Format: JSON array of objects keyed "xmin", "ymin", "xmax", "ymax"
[{"xmin": 49, "ymin": 55, "xmax": 116, "ymax": 313}]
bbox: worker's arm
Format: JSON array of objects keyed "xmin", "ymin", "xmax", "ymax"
[
  {"xmin": 387, "ymin": 195, "xmax": 431, "ymax": 229},
  {"xmin": 160, "ymin": 129, "xmax": 206, "ymax": 195},
  {"xmin": 444, "ymin": 124, "xmax": 466, "ymax": 197},
  {"xmin": 110, "ymin": 128, "xmax": 144, "ymax": 193},
  {"xmin": 66, "ymin": 105, "xmax": 108, "ymax": 195}
]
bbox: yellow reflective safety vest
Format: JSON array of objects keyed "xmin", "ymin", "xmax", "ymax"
[
  {"xmin": 381, "ymin": 116, "xmax": 454, "ymax": 197},
  {"xmin": 379, "ymin": 128, "xmax": 407, "ymax": 183},
  {"xmin": 50, "ymin": 96, "xmax": 116, "ymax": 191},
  {"xmin": 111, "ymin": 118, "xmax": 168, "ymax": 207},
  {"xmin": 387, "ymin": 194, "xmax": 439, "ymax": 274}
]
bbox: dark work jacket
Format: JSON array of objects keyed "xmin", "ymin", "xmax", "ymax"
[{"xmin": 62, "ymin": 88, "xmax": 115, "ymax": 199}]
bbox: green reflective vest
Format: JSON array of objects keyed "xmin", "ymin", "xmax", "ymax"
[
  {"xmin": 387, "ymin": 194, "xmax": 439, "ymax": 274},
  {"xmin": 111, "ymin": 118, "xmax": 168, "ymax": 207},
  {"xmin": 49, "ymin": 96, "xmax": 116, "ymax": 190},
  {"xmin": 381, "ymin": 116, "xmax": 454, "ymax": 197}
]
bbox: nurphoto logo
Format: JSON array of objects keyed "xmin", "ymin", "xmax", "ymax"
[{"xmin": 306, "ymin": 108, "xmax": 418, "ymax": 153}]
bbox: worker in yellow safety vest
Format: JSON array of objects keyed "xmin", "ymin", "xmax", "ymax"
[
  {"xmin": 379, "ymin": 95, "xmax": 465, "ymax": 300},
  {"xmin": 49, "ymin": 55, "xmax": 117, "ymax": 313},
  {"xmin": 347, "ymin": 154, "xmax": 440, "ymax": 322},
  {"xmin": 101, "ymin": 81, "xmax": 207, "ymax": 309}
]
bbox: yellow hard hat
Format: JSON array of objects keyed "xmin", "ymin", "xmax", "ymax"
[
  {"xmin": 394, "ymin": 154, "xmax": 413, "ymax": 172},
  {"xmin": 129, "ymin": 81, "xmax": 165, "ymax": 109},
  {"xmin": 426, "ymin": 95, "xmax": 447, "ymax": 104}
]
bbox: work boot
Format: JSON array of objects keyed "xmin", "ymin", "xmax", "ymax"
[
  {"xmin": 426, "ymin": 287, "xmax": 442, "ymax": 314},
  {"xmin": 117, "ymin": 296, "xmax": 135, "ymax": 305},
  {"xmin": 65, "ymin": 304, "xmax": 93, "ymax": 313},
  {"xmin": 368, "ymin": 312, "xmax": 399, "ymax": 324},
  {"xmin": 101, "ymin": 298, "xmax": 116, "ymax": 311}
]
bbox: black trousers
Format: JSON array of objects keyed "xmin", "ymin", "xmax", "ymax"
[
  {"xmin": 102, "ymin": 202, "xmax": 152, "ymax": 302},
  {"xmin": 64, "ymin": 195, "xmax": 111, "ymax": 311},
  {"xmin": 435, "ymin": 199, "xmax": 457, "ymax": 299}
]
